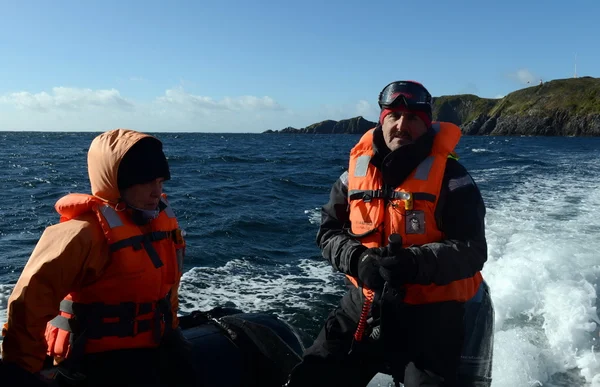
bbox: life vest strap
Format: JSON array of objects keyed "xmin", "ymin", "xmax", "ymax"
[
  {"xmin": 49, "ymin": 315, "xmax": 154, "ymax": 339},
  {"xmin": 153, "ymin": 295, "xmax": 173, "ymax": 344},
  {"xmin": 348, "ymin": 189, "xmax": 436, "ymax": 203},
  {"xmin": 52, "ymin": 296, "xmax": 171, "ymax": 340},
  {"xmin": 412, "ymin": 192, "xmax": 436, "ymax": 202},
  {"xmin": 108, "ymin": 231, "xmax": 176, "ymax": 269},
  {"xmin": 109, "ymin": 230, "xmax": 171, "ymax": 251},
  {"xmin": 59, "ymin": 299, "xmax": 154, "ymax": 318}
]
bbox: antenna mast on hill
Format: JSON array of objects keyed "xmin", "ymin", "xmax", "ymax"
[{"xmin": 574, "ymin": 53, "xmax": 578, "ymax": 78}]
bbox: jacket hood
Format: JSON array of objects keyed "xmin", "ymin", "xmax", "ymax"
[{"xmin": 88, "ymin": 129, "xmax": 156, "ymax": 202}]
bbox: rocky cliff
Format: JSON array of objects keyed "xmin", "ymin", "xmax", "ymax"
[
  {"xmin": 437, "ymin": 76, "xmax": 600, "ymax": 136},
  {"xmin": 266, "ymin": 77, "xmax": 600, "ymax": 136}
]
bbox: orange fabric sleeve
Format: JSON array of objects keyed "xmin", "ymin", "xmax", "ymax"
[{"xmin": 1, "ymin": 215, "xmax": 108, "ymax": 373}]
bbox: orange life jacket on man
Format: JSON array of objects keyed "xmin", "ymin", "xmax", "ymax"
[
  {"xmin": 346, "ymin": 122, "xmax": 482, "ymax": 304},
  {"xmin": 44, "ymin": 193, "xmax": 185, "ymax": 361}
]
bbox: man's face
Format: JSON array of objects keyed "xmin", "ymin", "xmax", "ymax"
[{"xmin": 381, "ymin": 111, "xmax": 428, "ymax": 151}]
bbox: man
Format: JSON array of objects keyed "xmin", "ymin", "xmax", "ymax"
[
  {"xmin": 1, "ymin": 129, "xmax": 195, "ymax": 386},
  {"xmin": 286, "ymin": 81, "xmax": 494, "ymax": 386}
]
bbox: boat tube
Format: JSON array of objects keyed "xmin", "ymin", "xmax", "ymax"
[{"xmin": 0, "ymin": 306, "xmax": 311, "ymax": 387}]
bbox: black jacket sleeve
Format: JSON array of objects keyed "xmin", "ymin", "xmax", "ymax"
[
  {"xmin": 407, "ymin": 159, "xmax": 488, "ymax": 285},
  {"xmin": 315, "ymin": 172, "xmax": 366, "ymax": 276}
]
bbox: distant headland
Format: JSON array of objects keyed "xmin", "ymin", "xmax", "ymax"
[{"xmin": 264, "ymin": 77, "xmax": 600, "ymax": 136}]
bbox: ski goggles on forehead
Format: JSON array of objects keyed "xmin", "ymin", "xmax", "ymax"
[{"xmin": 378, "ymin": 81, "xmax": 432, "ymax": 110}]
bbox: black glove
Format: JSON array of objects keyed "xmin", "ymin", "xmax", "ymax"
[
  {"xmin": 356, "ymin": 248, "xmax": 387, "ymax": 290},
  {"xmin": 378, "ymin": 248, "xmax": 418, "ymax": 286}
]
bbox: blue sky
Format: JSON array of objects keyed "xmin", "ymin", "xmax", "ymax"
[{"xmin": 0, "ymin": 0, "xmax": 597, "ymax": 132}]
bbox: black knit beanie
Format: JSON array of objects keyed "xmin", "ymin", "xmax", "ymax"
[{"xmin": 117, "ymin": 137, "xmax": 171, "ymax": 190}]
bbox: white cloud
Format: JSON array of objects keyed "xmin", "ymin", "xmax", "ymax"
[
  {"xmin": 0, "ymin": 87, "xmax": 134, "ymax": 112},
  {"xmin": 0, "ymin": 86, "xmax": 381, "ymax": 132},
  {"xmin": 156, "ymin": 87, "xmax": 285, "ymax": 113},
  {"xmin": 2, "ymin": 85, "xmax": 361, "ymax": 132},
  {"xmin": 355, "ymin": 100, "xmax": 379, "ymax": 121},
  {"xmin": 508, "ymin": 69, "xmax": 537, "ymax": 85}
]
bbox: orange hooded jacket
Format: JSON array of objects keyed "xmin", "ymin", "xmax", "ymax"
[{"xmin": 1, "ymin": 129, "xmax": 183, "ymax": 374}]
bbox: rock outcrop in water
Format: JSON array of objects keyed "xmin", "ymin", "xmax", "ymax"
[
  {"xmin": 263, "ymin": 116, "xmax": 376, "ymax": 134},
  {"xmin": 265, "ymin": 77, "xmax": 600, "ymax": 136}
]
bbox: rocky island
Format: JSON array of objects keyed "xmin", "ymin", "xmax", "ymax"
[{"xmin": 264, "ymin": 77, "xmax": 600, "ymax": 136}]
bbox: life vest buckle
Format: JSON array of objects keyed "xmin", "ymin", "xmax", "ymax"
[{"xmin": 173, "ymin": 228, "xmax": 186, "ymax": 245}]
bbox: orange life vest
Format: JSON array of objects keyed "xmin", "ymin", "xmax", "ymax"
[
  {"xmin": 44, "ymin": 193, "xmax": 185, "ymax": 361},
  {"xmin": 346, "ymin": 122, "xmax": 482, "ymax": 304}
]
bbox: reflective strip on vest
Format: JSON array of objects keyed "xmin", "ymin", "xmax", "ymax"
[
  {"xmin": 448, "ymin": 175, "xmax": 474, "ymax": 191},
  {"xmin": 354, "ymin": 155, "xmax": 371, "ymax": 177},
  {"xmin": 162, "ymin": 198, "xmax": 176, "ymax": 218},
  {"xmin": 414, "ymin": 156, "xmax": 435, "ymax": 181},
  {"xmin": 99, "ymin": 205, "xmax": 123, "ymax": 228},
  {"xmin": 339, "ymin": 171, "xmax": 349, "ymax": 187}
]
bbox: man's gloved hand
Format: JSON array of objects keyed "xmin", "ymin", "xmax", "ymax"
[
  {"xmin": 378, "ymin": 248, "xmax": 418, "ymax": 286},
  {"xmin": 356, "ymin": 248, "xmax": 388, "ymax": 290}
]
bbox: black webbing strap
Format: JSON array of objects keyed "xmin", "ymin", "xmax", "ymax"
[
  {"xmin": 153, "ymin": 294, "xmax": 173, "ymax": 344},
  {"xmin": 348, "ymin": 189, "xmax": 436, "ymax": 203},
  {"xmin": 52, "ymin": 296, "xmax": 167, "ymax": 339},
  {"xmin": 109, "ymin": 231, "xmax": 173, "ymax": 268},
  {"xmin": 49, "ymin": 315, "xmax": 153, "ymax": 339}
]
